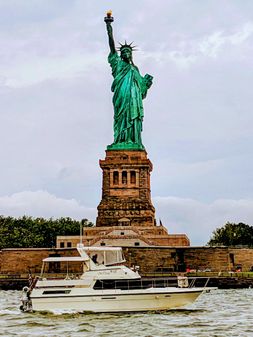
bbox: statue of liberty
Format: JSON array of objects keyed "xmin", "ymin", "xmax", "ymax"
[{"xmin": 105, "ymin": 12, "xmax": 153, "ymax": 150}]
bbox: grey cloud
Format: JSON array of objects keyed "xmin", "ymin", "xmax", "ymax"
[{"xmin": 0, "ymin": 190, "xmax": 96, "ymax": 221}]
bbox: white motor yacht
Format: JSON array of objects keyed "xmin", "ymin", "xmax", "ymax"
[{"xmin": 21, "ymin": 244, "xmax": 208, "ymax": 313}]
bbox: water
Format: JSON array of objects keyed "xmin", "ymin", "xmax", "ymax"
[{"xmin": 0, "ymin": 289, "xmax": 252, "ymax": 337}]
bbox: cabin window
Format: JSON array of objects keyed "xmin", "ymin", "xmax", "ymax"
[
  {"xmin": 134, "ymin": 242, "xmax": 140, "ymax": 246},
  {"xmin": 60, "ymin": 242, "xmax": 65, "ymax": 248},
  {"xmin": 67, "ymin": 242, "xmax": 72, "ymax": 248},
  {"xmin": 121, "ymin": 232, "xmax": 124, "ymax": 235},
  {"xmin": 113, "ymin": 171, "xmax": 119, "ymax": 185},
  {"xmin": 130, "ymin": 171, "xmax": 136, "ymax": 184},
  {"xmin": 122, "ymin": 171, "xmax": 127, "ymax": 184},
  {"xmin": 100, "ymin": 242, "xmax": 106, "ymax": 246}
]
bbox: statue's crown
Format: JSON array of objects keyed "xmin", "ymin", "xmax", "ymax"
[{"xmin": 118, "ymin": 41, "xmax": 137, "ymax": 52}]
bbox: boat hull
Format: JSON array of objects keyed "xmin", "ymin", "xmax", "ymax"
[{"xmin": 31, "ymin": 288, "xmax": 203, "ymax": 313}]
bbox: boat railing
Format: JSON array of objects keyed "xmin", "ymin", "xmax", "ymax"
[
  {"xmin": 189, "ymin": 278, "xmax": 196, "ymax": 288},
  {"xmin": 94, "ymin": 276, "xmax": 211, "ymax": 291},
  {"xmin": 94, "ymin": 277, "xmax": 192, "ymax": 290}
]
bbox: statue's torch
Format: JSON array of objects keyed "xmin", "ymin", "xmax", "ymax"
[{"xmin": 104, "ymin": 10, "xmax": 114, "ymax": 23}]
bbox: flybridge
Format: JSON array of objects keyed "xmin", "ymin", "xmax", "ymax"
[{"xmin": 77, "ymin": 244, "xmax": 126, "ymax": 266}]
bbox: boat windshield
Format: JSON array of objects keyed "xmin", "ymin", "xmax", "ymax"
[{"xmin": 40, "ymin": 257, "xmax": 86, "ymax": 279}]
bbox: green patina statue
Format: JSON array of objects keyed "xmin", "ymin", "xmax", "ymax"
[{"xmin": 105, "ymin": 12, "xmax": 153, "ymax": 150}]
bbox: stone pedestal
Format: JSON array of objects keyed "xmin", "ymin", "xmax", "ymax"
[{"xmin": 96, "ymin": 150, "xmax": 155, "ymax": 227}]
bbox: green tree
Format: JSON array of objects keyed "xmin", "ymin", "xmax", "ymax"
[
  {"xmin": 208, "ymin": 222, "xmax": 253, "ymax": 247},
  {"xmin": 0, "ymin": 215, "xmax": 94, "ymax": 249}
]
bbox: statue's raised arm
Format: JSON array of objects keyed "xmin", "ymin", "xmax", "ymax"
[
  {"xmin": 104, "ymin": 11, "xmax": 153, "ymax": 151},
  {"xmin": 104, "ymin": 11, "xmax": 116, "ymax": 54}
]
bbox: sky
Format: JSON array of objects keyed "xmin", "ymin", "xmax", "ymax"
[{"xmin": 0, "ymin": 0, "xmax": 253, "ymax": 245}]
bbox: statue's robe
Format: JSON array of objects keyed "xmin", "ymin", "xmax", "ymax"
[{"xmin": 108, "ymin": 52, "xmax": 150, "ymax": 147}]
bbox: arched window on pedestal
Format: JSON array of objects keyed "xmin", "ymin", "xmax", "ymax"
[
  {"xmin": 122, "ymin": 171, "xmax": 127, "ymax": 185},
  {"xmin": 130, "ymin": 171, "xmax": 136, "ymax": 184},
  {"xmin": 113, "ymin": 171, "xmax": 119, "ymax": 185}
]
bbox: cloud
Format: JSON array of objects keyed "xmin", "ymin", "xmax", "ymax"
[
  {"xmin": 154, "ymin": 196, "xmax": 253, "ymax": 245},
  {"xmin": 143, "ymin": 22, "xmax": 253, "ymax": 68},
  {"xmin": 198, "ymin": 22, "xmax": 253, "ymax": 58},
  {"xmin": 0, "ymin": 190, "xmax": 96, "ymax": 221},
  {"xmin": 3, "ymin": 53, "xmax": 105, "ymax": 88}
]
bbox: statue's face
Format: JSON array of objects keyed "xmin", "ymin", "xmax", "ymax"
[{"xmin": 121, "ymin": 48, "xmax": 132, "ymax": 62}]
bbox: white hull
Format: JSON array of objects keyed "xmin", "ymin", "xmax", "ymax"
[{"xmin": 31, "ymin": 288, "xmax": 203, "ymax": 313}]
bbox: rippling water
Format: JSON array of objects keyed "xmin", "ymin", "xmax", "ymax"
[{"xmin": 0, "ymin": 289, "xmax": 252, "ymax": 337}]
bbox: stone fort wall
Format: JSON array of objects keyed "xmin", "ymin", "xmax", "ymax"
[{"xmin": 1, "ymin": 246, "xmax": 252, "ymax": 275}]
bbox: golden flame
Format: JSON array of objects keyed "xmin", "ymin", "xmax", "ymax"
[{"xmin": 106, "ymin": 10, "xmax": 112, "ymax": 17}]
